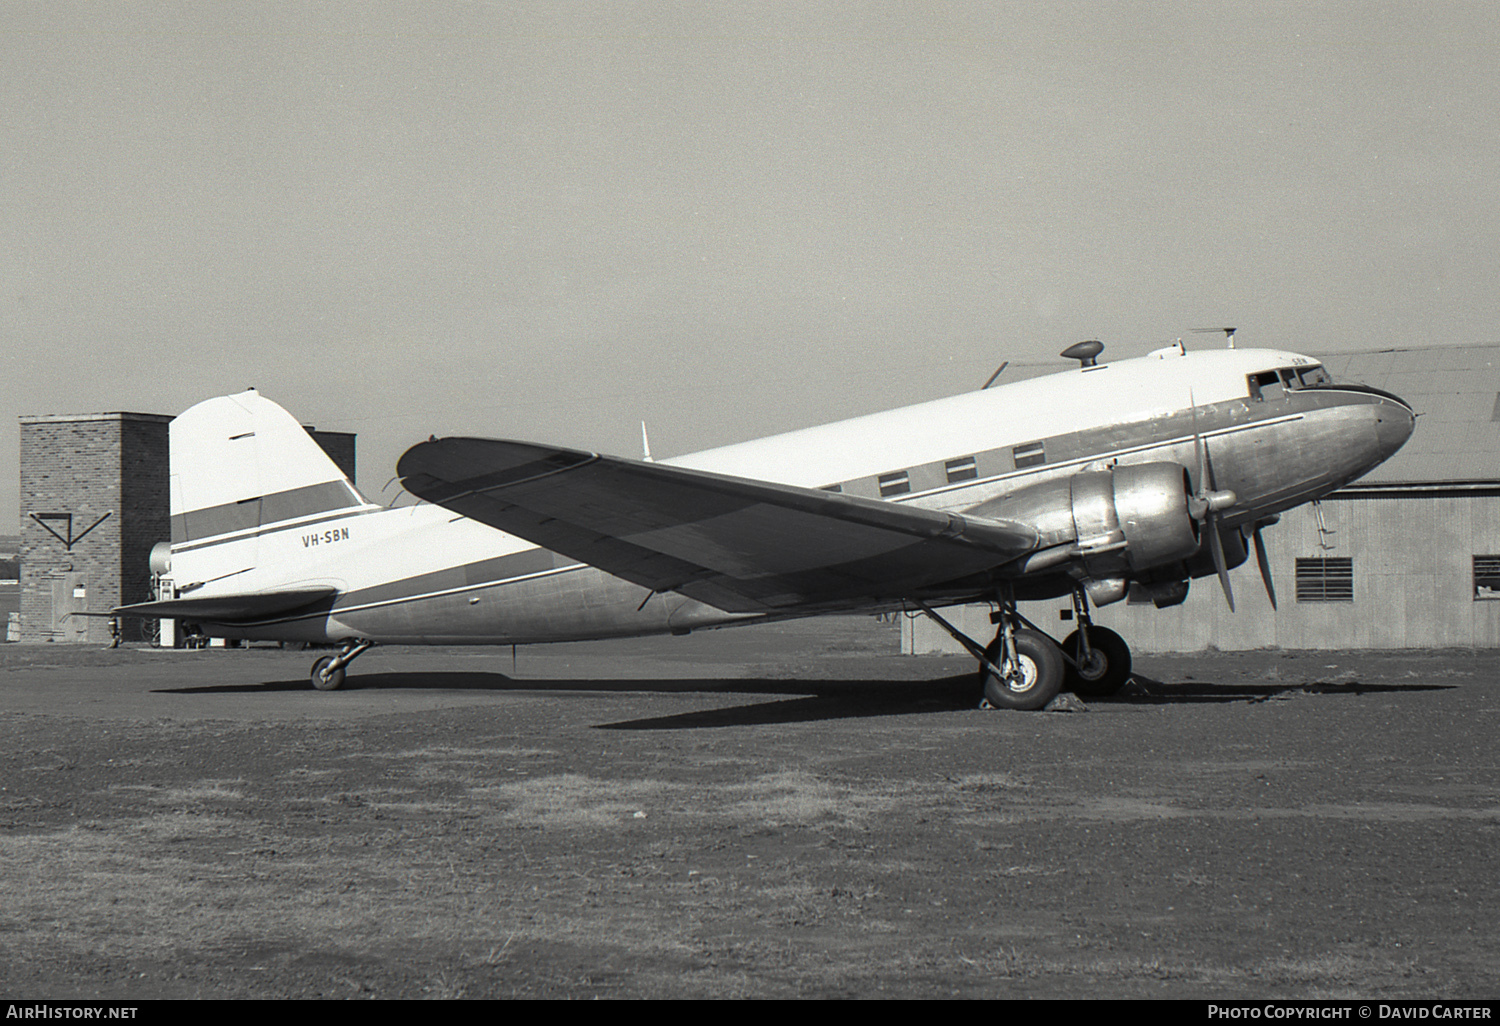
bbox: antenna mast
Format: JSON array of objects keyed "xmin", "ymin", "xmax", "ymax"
[{"xmin": 1193, "ymin": 327, "xmax": 1238, "ymax": 349}]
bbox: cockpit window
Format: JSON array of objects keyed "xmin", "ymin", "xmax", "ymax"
[
  {"xmin": 1293, "ymin": 365, "xmax": 1331, "ymax": 388},
  {"xmin": 1248, "ymin": 364, "xmax": 1331, "ymax": 401},
  {"xmin": 1248, "ymin": 371, "xmax": 1285, "ymax": 402}
]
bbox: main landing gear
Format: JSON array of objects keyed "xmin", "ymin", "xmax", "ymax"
[
  {"xmin": 1058, "ymin": 588, "xmax": 1132, "ymax": 699},
  {"xmin": 311, "ymin": 639, "xmax": 374, "ymax": 691},
  {"xmin": 917, "ymin": 586, "xmax": 1133, "ymax": 710}
]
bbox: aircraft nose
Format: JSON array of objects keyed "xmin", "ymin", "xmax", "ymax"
[{"xmin": 1372, "ymin": 392, "xmax": 1415, "ymax": 461}]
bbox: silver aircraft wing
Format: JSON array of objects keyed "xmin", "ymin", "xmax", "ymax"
[{"xmin": 397, "ymin": 438, "xmax": 1038, "ymax": 614}]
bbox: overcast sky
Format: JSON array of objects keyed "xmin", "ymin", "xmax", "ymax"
[{"xmin": 4, "ymin": 1, "xmax": 1499, "ymax": 532}]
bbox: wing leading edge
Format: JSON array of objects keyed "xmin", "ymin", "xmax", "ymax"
[{"xmin": 397, "ymin": 438, "xmax": 1038, "ymax": 613}]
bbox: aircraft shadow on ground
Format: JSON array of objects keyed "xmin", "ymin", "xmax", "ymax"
[
  {"xmin": 596, "ymin": 676, "xmax": 1458, "ymax": 729},
  {"xmin": 154, "ymin": 672, "xmax": 1456, "ymax": 728},
  {"xmin": 1121, "ymin": 676, "xmax": 1455, "ymax": 705},
  {"xmin": 155, "ymin": 672, "xmax": 983, "ymax": 723},
  {"xmin": 157, "ymin": 671, "xmax": 523, "ymax": 694}
]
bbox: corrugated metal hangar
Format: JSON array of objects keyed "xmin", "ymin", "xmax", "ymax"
[{"xmin": 905, "ymin": 344, "xmax": 1500, "ymax": 654}]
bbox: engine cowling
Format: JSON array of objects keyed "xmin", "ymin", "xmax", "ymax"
[{"xmin": 970, "ymin": 461, "xmax": 1201, "ymax": 579}]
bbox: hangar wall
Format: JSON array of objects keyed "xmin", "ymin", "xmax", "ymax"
[{"xmin": 16, "ymin": 409, "xmax": 355, "ymax": 644}]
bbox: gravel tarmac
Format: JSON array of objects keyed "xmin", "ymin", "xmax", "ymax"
[{"xmin": 1, "ymin": 618, "xmax": 1497, "ymax": 999}]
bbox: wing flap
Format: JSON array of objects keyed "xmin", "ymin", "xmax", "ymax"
[{"xmin": 398, "ymin": 438, "xmax": 1037, "ymax": 612}]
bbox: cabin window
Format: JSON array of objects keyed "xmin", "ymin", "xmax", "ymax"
[
  {"xmin": 878, "ymin": 471, "xmax": 910, "ymax": 497},
  {"xmin": 1473, "ymin": 556, "xmax": 1500, "ymax": 600},
  {"xmin": 820, "ymin": 483, "xmax": 842, "ymax": 493},
  {"xmin": 1295, "ymin": 557, "xmax": 1353, "ymax": 602},
  {"xmin": 945, "ymin": 456, "xmax": 978, "ymax": 483},
  {"xmin": 1013, "ymin": 441, "xmax": 1045, "ymax": 468}
]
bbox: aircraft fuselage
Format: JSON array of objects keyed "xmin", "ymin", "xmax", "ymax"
[{"xmin": 183, "ymin": 346, "xmax": 1413, "ymax": 646}]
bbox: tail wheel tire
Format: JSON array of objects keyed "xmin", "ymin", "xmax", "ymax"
[
  {"xmin": 311, "ymin": 655, "xmax": 346, "ymax": 691},
  {"xmin": 1061, "ymin": 627, "xmax": 1132, "ymax": 697},
  {"xmin": 978, "ymin": 629, "xmax": 1064, "ymax": 711}
]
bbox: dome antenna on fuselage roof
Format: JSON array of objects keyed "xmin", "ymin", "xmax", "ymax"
[
  {"xmin": 1060, "ymin": 340, "xmax": 1105, "ymax": 368},
  {"xmin": 1192, "ymin": 326, "xmax": 1237, "ymax": 348}
]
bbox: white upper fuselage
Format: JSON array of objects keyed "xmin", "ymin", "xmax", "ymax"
[{"xmin": 671, "ymin": 346, "xmax": 1317, "ymax": 485}]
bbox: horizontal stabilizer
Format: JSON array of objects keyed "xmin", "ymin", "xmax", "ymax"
[
  {"xmin": 397, "ymin": 437, "xmax": 1038, "ymax": 612},
  {"xmin": 114, "ymin": 587, "xmax": 337, "ymax": 623}
]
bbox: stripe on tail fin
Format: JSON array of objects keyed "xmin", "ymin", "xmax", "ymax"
[{"xmin": 169, "ymin": 389, "xmax": 369, "ymax": 545}]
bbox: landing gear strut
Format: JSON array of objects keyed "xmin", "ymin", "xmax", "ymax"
[
  {"xmin": 916, "ymin": 584, "xmax": 1137, "ymax": 709},
  {"xmin": 1060, "ymin": 588, "xmax": 1133, "ymax": 698},
  {"xmin": 978, "ymin": 626, "xmax": 1064, "ymax": 710},
  {"xmin": 915, "ymin": 591, "xmax": 1065, "ymax": 711},
  {"xmin": 311, "ymin": 639, "xmax": 374, "ymax": 691}
]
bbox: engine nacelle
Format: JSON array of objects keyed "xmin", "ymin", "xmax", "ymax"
[{"xmin": 972, "ymin": 461, "xmax": 1201, "ymax": 577}]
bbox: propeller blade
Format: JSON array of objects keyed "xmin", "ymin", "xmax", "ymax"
[
  {"xmin": 1190, "ymin": 386, "xmax": 1239, "ymax": 615},
  {"xmin": 1190, "ymin": 390, "xmax": 1207, "ymax": 493},
  {"xmin": 1208, "ymin": 518, "xmax": 1235, "ymax": 612},
  {"xmin": 1252, "ymin": 523, "xmax": 1277, "ymax": 610}
]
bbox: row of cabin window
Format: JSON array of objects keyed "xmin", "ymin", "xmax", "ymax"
[
  {"xmin": 876, "ymin": 456, "xmax": 982, "ymax": 497},
  {"xmin": 853, "ymin": 379, "xmax": 1320, "ymax": 500},
  {"xmin": 869, "ymin": 448, "xmax": 1038, "ymax": 498}
]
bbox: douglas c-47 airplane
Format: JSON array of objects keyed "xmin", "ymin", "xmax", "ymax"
[{"xmin": 117, "ymin": 339, "xmax": 1413, "ymax": 710}]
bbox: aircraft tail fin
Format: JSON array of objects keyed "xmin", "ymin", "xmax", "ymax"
[{"xmin": 164, "ymin": 389, "xmax": 371, "ymax": 591}]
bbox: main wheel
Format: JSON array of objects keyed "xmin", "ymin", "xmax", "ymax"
[
  {"xmin": 311, "ymin": 655, "xmax": 346, "ymax": 691},
  {"xmin": 978, "ymin": 628, "xmax": 1064, "ymax": 711},
  {"xmin": 1060, "ymin": 626, "xmax": 1132, "ymax": 697}
]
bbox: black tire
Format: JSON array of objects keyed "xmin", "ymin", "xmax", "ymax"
[
  {"xmin": 311, "ymin": 655, "xmax": 345, "ymax": 691},
  {"xmin": 1061, "ymin": 626, "xmax": 1132, "ymax": 697},
  {"xmin": 978, "ymin": 628, "xmax": 1064, "ymax": 711}
]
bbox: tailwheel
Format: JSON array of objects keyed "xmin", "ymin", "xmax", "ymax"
[
  {"xmin": 310, "ymin": 639, "xmax": 373, "ymax": 691},
  {"xmin": 311, "ymin": 655, "xmax": 346, "ymax": 691},
  {"xmin": 1061, "ymin": 626, "xmax": 1132, "ymax": 697},
  {"xmin": 979, "ymin": 628, "xmax": 1064, "ymax": 711}
]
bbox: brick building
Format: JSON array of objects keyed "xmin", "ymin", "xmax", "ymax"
[{"xmin": 17, "ymin": 409, "xmax": 354, "ymax": 644}]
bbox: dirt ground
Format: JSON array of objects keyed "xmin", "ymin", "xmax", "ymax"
[{"xmin": 1, "ymin": 617, "xmax": 1498, "ymax": 999}]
